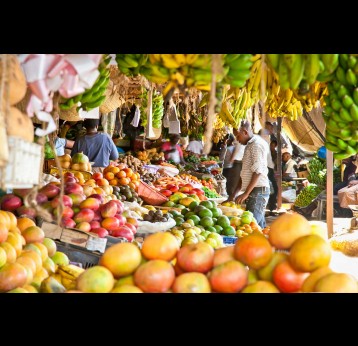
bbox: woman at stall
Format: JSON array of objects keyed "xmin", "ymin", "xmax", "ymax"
[{"xmin": 160, "ymin": 134, "xmax": 186, "ymax": 165}]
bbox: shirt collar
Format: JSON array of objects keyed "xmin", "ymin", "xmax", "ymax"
[{"xmin": 247, "ymin": 136, "xmax": 256, "ymax": 145}]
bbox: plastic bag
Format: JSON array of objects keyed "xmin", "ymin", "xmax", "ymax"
[{"xmin": 130, "ymin": 105, "xmax": 140, "ymax": 127}]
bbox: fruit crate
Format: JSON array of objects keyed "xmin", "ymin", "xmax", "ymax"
[
  {"xmin": 137, "ymin": 180, "xmax": 168, "ymax": 206},
  {"xmin": 0, "ymin": 136, "xmax": 42, "ymax": 189},
  {"xmin": 222, "ymin": 236, "xmax": 238, "ymax": 245},
  {"xmin": 55, "ymin": 241, "xmax": 101, "ymax": 269}
]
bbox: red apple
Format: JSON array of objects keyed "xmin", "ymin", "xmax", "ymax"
[
  {"xmin": 88, "ymin": 194, "xmax": 104, "ymax": 204},
  {"xmin": 125, "ymin": 222, "xmax": 137, "ymax": 235},
  {"xmin": 13, "ymin": 188, "xmax": 32, "ymax": 198},
  {"xmin": 61, "ymin": 217, "xmax": 76, "ymax": 228},
  {"xmin": 114, "ymin": 214, "xmax": 126, "ymax": 226},
  {"xmin": 90, "ymin": 220, "xmax": 101, "ymax": 229},
  {"xmin": 36, "ymin": 193, "xmax": 48, "ymax": 204},
  {"xmin": 184, "ymin": 184, "xmax": 193, "ymax": 189},
  {"xmin": 64, "ymin": 176, "xmax": 78, "ymax": 184},
  {"xmin": 54, "ymin": 206, "xmax": 74, "ymax": 219},
  {"xmin": 64, "ymin": 172, "xmax": 75, "ymax": 178},
  {"xmin": 73, "ymin": 208, "xmax": 95, "ymax": 223},
  {"xmin": 191, "ymin": 188, "xmax": 204, "ymax": 195},
  {"xmin": 1, "ymin": 194, "xmax": 22, "ymax": 211},
  {"xmin": 169, "ymin": 186, "xmax": 179, "ymax": 193},
  {"xmin": 39, "ymin": 184, "xmax": 61, "ymax": 199},
  {"xmin": 79, "ymin": 198, "xmax": 100, "ymax": 211},
  {"xmin": 91, "ymin": 227, "xmax": 109, "ymax": 238},
  {"xmin": 64, "ymin": 183, "xmax": 84, "ymax": 195},
  {"xmin": 92, "ymin": 172, "xmax": 103, "ymax": 180},
  {"xmin": 179, "ymin": 186, "xmax": 191, "ymax": 193},
  {"xmin": 111, "ymin": 226, "xmax": 134, "ymax": 241},
  {"xmin": 166, "ymin": 184, "xmax": 176, "ymax": 190},
  {"xmin": 51, "ymin": 195, "xmax": 73, "ymax": 208},
  {"xmin": 67, "ymin": 193, "xmax": 86, "ymax": 206},
  {"xmin": 160, "ymin": 189, "xmax": 172, "ymax": 197},
  {"xmin": 76, "ymin": 222, "xmax": 91, "ymax": 232},
  {"xmin": 100, "ymin": 201, "xmax": 118, "ymax": 218}
]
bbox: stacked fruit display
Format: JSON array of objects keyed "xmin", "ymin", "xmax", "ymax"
[
  {"xmin": 59, "ymin": 55, "xmax": 111, "ymax": 111},
  {"xmin": 101, "ymin": 165, "xmax": 141, "ymax": 191},
  {"xmin": 69, "ymin": 212, "xmax": 357, "ymax": 293},
  {"xmin": 323, "ymin": 54, "xmax": 358, "ymax": 159},
  {"xmin": 0, "ymin": 209, "xmax": 83, "ymax": 293}
]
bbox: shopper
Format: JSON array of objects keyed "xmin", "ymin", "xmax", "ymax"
[
  {"xmin": 54, "ymin": 136, "xmax": 74, "ymax": 156},
  {"xmin": 161, "ymin": 134, "xmax": 186, "ymax": 165},
  {"xmin": 334, "ymin": 155, "xmax": 357, "ymax": 194},
  {"xmin": 282, "ymin": 152, "xmax": 298, "ymax": 180},
  {"xmin": 219, "ymin": 133, "xmax": 236, "ymax": 196},
  {"xmin": 229, "ymin": 120, "xmax": 270, "ymax": 228},
  {"xmin": 186, "ymin": 136, "xmax": 203, "ymax": 155},
  {"xmin": 71, "ymin": 118, "xmax": 119, "ymax": 173},
  {"xmin": 265, "ymin": 121, "xmax": 292, "ymax": 153}
]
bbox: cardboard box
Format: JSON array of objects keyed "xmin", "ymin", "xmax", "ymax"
[
  {"xmin": 297, "ymin": 170, "xmax": 309, "ymax": 178},
  {"xmin": 41, "ymin": 221, "xmax": 107, "ymax": 253}
]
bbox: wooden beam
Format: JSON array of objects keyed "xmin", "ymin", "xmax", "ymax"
[
  {"xmin": 277, "ymin": 117, "xmax": 282, "ymax": 209},
  {"xmin": 326, "ymin": 149, "xmax": 333, "ymax": 238}
]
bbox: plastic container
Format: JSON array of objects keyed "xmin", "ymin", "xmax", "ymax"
[{"xmin": 222, "ymin": 236, "xmax": 238, "ymax": 245}]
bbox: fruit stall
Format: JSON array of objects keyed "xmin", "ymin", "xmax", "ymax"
[{"xmin": 0, "ymin": 53, "xmax": 357, "ymax": 293}]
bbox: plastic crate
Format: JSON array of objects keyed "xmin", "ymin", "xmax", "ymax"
[
  {"xmin": 55, "ymin": 241, "xmax": 101, "ymax": 269},
  {"xmin": 137, "ymin": 180, "xmax": 168, "ymax": 206},
  {"xmin": 222, "ymin": 236, "xmax": 238, "ymax": 245},
  {"xmin": 0, "ymin": 136, "xmax": 42, "ymax": 189}
]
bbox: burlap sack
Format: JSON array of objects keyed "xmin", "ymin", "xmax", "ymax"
[{"xmin": 338, "ymin": 185, "xmax": 358, "ymax": 208}]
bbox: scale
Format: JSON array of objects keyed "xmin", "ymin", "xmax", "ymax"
[{"xmin": 348, "ymin": 205, "xmax": 358, "ymax": 231}]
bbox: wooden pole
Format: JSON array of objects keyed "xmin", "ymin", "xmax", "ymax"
[
  {"xmin": 277, "ymin": 117, "xmax": 282, "ymax": 209},
  {"xmin": 326, "ymin": 149, "xmax": 333, "ymax": 238}
]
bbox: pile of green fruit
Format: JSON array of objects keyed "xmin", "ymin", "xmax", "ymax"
[
  {"xmin": 139, "ymin": 89, "xmax": 164, "ymax": 129},
  {"xmin": 294, "ymin": 184, "xmax": 323, "ymax": 208},
  {"xmin": 112, "ymin": 185, "xmax": 142, "ymax": 204}
]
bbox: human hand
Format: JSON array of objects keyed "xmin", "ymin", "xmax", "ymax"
[{"xmin": 235, "ymin": 192, "xmax": 248, "ymax": 204}]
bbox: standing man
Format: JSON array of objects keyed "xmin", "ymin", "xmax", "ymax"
[{"xmin": 229, "ymin": 120, "xmax": 270, "ymax": 228}]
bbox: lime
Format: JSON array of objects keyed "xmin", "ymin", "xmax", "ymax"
[
  {"xmin": 205, "ymin": 226, "xmax": 217, "ymax": 233},
  {"xmin": 189, "ymin": 201, "xmax": 199, "ymax": 210},
  {"xmin": 200, "ymin": 200, "xmax": 214, "ymax": 209},
  {"xmin": 170, "ymin": 210, "xmax": 181, "ymax": 218},
  {"xmin": 210, "ymin": 207, "xmax": 222, "ymax": 218},
  {"xmin": 163, "ymin": 201, "xmax": 175, "ymax": 207},
  {"xmin": 194, "ymin": 205, "xmax": 208, "ymax": 213},
  {"xmin": 212, "ymin": 217, "xmax": 217, "ymax": 225},
  {"xmin": 222, "ymin": 225, "xmax": 236, "ymax": 236},
  {"xmin": 184, "ymin": 211, "xmax": 195, "ymax": 219},
  {"xmin": 241, "ymin": 215, "xmax": 252, "ymax": 225},
  {"xmin": 213, "ymin": 225, "xmax": 223, "ymax": 234},
  {"xmin": 216, "ymin": 215, "xmax": 231, "ymax": 228},
  {"xmin": 185, "ymin": 219, "xmax": 195, "ymax": 227},
  {"xmin": 181, "ymin": 237, "xmax": 198, "ymax": 246},
  {"xmin": 200, "ymin": 216, "xmax": 214, "ymax": 228},
  {"xmin": 197, "ymin": 234, "xmax": 206, "ymax": 242},
  {"xmin": 181, "ymin": 207, "xmax": 189, "ymax": 215},
  {"xmin": 184, "ymin": 230, "xmax": 198, "ymax": 238},
  {"xmin": 200, "ymin": 230, "xmax": 211, "ymax": 239},
  {"xmin": 174, "ymin": 216, "xmax": 185, "ymax": 226},
  {"xmin": 207, "ymin": 232, "xmax": 224, "ymax": 246},
  {"xmin": 187, "ymin": 215, "xmax": 201, "ymax": 225},
  {"xmin": 175, "ymin": 204, "xmax": 186, "ymax": 210},
  {"xmin": 198, "ymin": 208, "xmax": 213, "ymax": 218}
]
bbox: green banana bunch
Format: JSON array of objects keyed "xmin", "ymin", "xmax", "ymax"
[
  {"xmin": 140, "ymin": 88, "xmax": 148, "ymax": 127},
  {"xmin": 59, "ymin": 55, "xmax": 111, "ymax": 111},
  {"xmin": 323, "ymin": 54, "xmax": 358, "ymax": 160},
  {"xmin": 223, "ymin": 54, "xmax": 253, "ymax": 88},
  {"xmin": 115, "ymin": 54, "xmax": 148, "ymax": 76},
  {"xmin": 294, "ymin": 184, "xmax": 323, "ymax": 208},
  {"xmin": 152, "ymin": 91, "xmax": 164, "ymax": 129}
]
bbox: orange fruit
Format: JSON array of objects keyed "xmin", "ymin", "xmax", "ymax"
[
  {"xmin": 123, "ymin": 168, "xmax": 133, "ymax": 178},
  {"xmin": 130, "ymin": 174, "xmax": 137, "ymax": 182},
  {"xmin": 119, "ymin": 177, "xmax": 130, "ymax": 185},
  {"xmin": 116, "ymin": 171, "xmax": 126, "ymax": 179},
  {"xmin": 234, "ymin": 233, "xmax": 273, "ymax": 270},
  {"xmin": 172, "ymin": 272, "xmax": 211, "ymax": 293},
  {"xmin": 128, "ymin": 182, "xmax": 136, "ymax": 190},
  {"xmin": 142, "ymin": 232, "xmax": 179, "ymax": 261},
  {"xmin": 109, "ymin": 166, "xmax": 120, "ymax": 174},
  {"xmin": 17, "ymin": 217, "xmax": 36, "ymax": 233},
  {"xmin": 109, "ymin": 178, "xmax": 119, "ymax": 186},
  {"xmin": 104, "ymin": 172, "xmax": 115, "ymax": 180},
  {"xmin": 289, "ymin": 234, "xmax": 331, "ymax": 272},
  {"xmin": 0, "ymin": 223, "xmax": 9, "ymax": 243}
]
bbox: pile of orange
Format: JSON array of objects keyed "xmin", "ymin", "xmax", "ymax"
[{"xmin": 103, "ymin": 166, "xmax": 141, "ymax": 190}]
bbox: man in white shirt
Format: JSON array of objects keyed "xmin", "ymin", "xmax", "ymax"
[
  {"xmin": 282, "ymin": 152, "xmax": 298, "ymax": 179},
  {"xmin": 229, "ymin": 120, "xmax": 270, "ymax": 228},
  {"xmin": 186, "ymin": 136, "xmax": 203, "ymax": 155}
]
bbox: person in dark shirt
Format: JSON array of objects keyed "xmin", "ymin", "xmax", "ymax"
[
  {"xmin": 71, "ymin": 118, "xmax": 119, "ymax": 173},
  {"xmin": 334, "ymin": 155, "xmax": 357, "ymax": 194}
]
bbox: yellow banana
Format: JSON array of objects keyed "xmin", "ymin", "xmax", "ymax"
[
  {"xmin": 260, "ymin": 65, "xmax": 268, "ymax": 101},
  {"xmin": 173, "ymin": 54, "xmax": 187, "ymax": 66},
  {"xmin": 284, "ymin": 89, "xmax": 293, "ymax": 106},
  {"xmin": 160, "ymin": 54, "xmax": 181, "ymax": 69},
  {"xmin": 251, "ymin": 54, "xmax": 261, "ymax": 62},
  {"xmin": 171, "ymin": 71, "xmax": 185, "ymax": 85},
  {"xmin": 185, "ymin": 54, "xmax": 199, "ymax": 65},
  {"xmin": 247, "ymin": 59, "xmax": 261, "ymax": 91},
  {"xmin": 163, "ymin": 80, "xmax": 177, "ymax": 97},
  {"xmin": 252, "ymin": 63, "xmax": 262, "ymax": 93}
]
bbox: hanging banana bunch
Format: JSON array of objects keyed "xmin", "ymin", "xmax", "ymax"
[{"xmin": 115, "ymin": 54, "xmax": 148, "ymax": 76}]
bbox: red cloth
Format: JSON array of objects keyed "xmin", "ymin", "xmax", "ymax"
[{"xmin": 161, "ymin": 142, "xmax": 183, "ymax": 162}]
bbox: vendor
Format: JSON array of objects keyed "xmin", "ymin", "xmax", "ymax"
[
  {"xmin": 160, "ymin": 134, "xmax": 186, "ymax": 165},
  {"xmin": 282, "ymin": 152, "xmax": 297, "ymax": 180},
  {"xmin": 186, "ymin": 136, "xmax": 203, "ymax": 155}
]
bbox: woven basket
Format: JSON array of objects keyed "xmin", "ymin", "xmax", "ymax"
[
  {"xmin": 59, "ymin": 106, "xmax": 83, "ymax": 122},
  {"xmin": 137, "ymin": 180, "xmax": 168, "ymax": 206},
  {"xmin": 99, "ymin": 80, "xmax": 124, "ymax": 114}
]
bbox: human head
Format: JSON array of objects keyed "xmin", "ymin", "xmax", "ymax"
[
  {"xmin": 169, "ymin": 134, "xmax": 180, "ymax": 145},
  {"xmin": 265, "ymin": 121, "xmax": 274, "ymax": 135},
  {"xmin": 226, "ymin": 133, "xmax": 235, "ymax": 146},
  {"xmin": 282, "ymin": 152, "xmax": 291, "ymax": 163},
  {"xmin": 83, "ymin": 118, "xmax": 99, "ymax": 131},
  {"xmin": 234, "ymin": 120, "xmax": 253, "ymax": 145},
  {"xmin": 270, "ymin": 139, "xmax": 277, "ymax": 151}
]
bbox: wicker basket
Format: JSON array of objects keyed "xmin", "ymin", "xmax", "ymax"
[
  {"xmin": 59, "ymin": 106, "xmax": 83, "ymax": 121},
  {"xmin": 99, "ymin": 80, "xmax": 124, "ymax": 114},
  {"xmin": 137, "ymin": 180, "xmax": 168, "ymax": 206}
]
